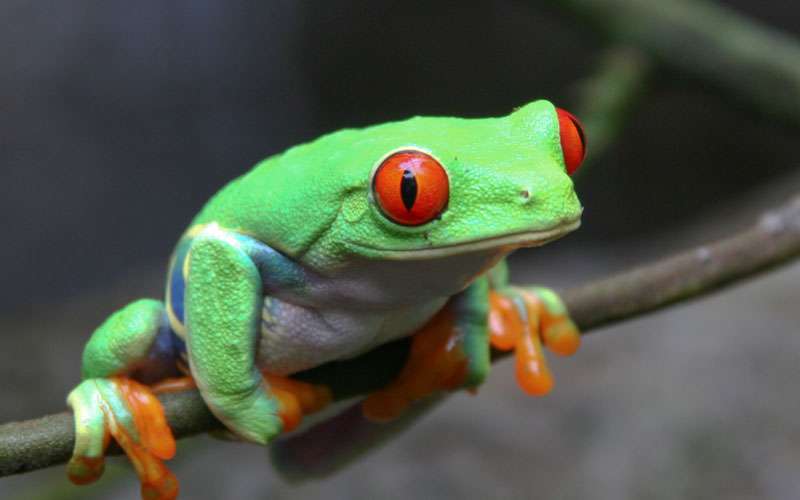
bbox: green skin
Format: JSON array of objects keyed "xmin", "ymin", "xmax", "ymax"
[{"xmin": 67, "ymin": 100, "xmax": 582, "ymax": 474}]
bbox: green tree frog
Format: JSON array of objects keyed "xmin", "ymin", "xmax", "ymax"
[{"xmin": 65, "ymin": 100, "xmax": 587, "ymax": 499}]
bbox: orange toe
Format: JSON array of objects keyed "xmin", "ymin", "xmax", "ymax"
[
  {"xmin": 488, "ymin": 291, "xmax": 524, "ymax": 350},
  {"xmin": 542, "ymin": 319, "xmax": 581, "ymax": 356},
  {"xmin": 67, "ymin": 456, "xmax": 106, "ymax": 486},
  {"xmin": 514, "ymin": 331, "xmax": 554, "ymax": 396},
  {"xmin": 489, "ymin": 289, "xmax": 580, "ymax": 397},
  {"xmin": 108, "ymin": 378, "xmax": 178, "ymax": 500},
  {"xmin": 263, "ymin": 374, "xmax": 332, "ymax": 432}
]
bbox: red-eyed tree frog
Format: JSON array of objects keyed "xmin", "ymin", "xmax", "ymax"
[{"xmin": 65, "ymin": 100, "xmax": 587, "ymax": 499}]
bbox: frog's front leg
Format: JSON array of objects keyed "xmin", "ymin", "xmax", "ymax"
[
  {"xmin": 488, "ymin": 285, "xmax": 580, "ymax": 395},
  {"xmin": 183, "ymin": 227, "xmax": 284, "ymax": 444},
  {"xmin": 361, "ymin": 261, "xmax": 581, "ymax": 420}
]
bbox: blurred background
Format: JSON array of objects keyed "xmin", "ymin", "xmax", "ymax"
[{"xmin": 2, "ymin": 1, "xmax": 799, "ymax": 498}]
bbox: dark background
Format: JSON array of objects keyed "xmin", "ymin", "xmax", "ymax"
[
  {"xmin": 3, "ymin": 0, "xmax": 798, "ymax": 310},
  {"xmin": 2, "ymin": 1, "xmax": 799, "ymax": 499}
]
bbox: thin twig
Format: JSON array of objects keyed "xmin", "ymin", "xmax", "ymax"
[
  {"xmin": 571, "ymin": 46, "xmax": 653, "ymax": 162},
  {"xmin": 543, "ymin": 0, "xmax": 800, "ymax": 127},
  {"xmin": 1, "ymin": 193, "xmax": 799, "ymax": 478}
]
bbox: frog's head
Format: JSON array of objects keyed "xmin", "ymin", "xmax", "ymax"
[
  {"xmin": 221, "ymin": 100, "xmax": 584, "ymax": 291},
  {"xmin": 298, "ymin": 100, "xmax": 585, "ymax": 269}
]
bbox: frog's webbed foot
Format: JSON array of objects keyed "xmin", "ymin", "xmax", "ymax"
[
  {"xmin": 361, "ymin": 285, "xmax": 579, "ymax": 420},
  {"xmin": 489, "ymin": 287, "xmax": 580, "ymax": 395},
  {"xmin": 151, "ymin": 373, "xmax": 332, "ymax": 436},
  {"xmin": 260, "ymin": 373, "xmax": 333, "ymax": 432},
  {"xmin": 362, "ymin": 306, "xmax": 466, "ymax": 421},
  {"xmin": 67, "ymin": 377, "xmax": 177, "ymax": 500}
]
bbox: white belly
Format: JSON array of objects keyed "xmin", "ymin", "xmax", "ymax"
[{"xmin": 255, "ymin": 295, "xmax": 447, "ymax": 375}]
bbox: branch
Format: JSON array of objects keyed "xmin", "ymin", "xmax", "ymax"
[
  {"xmin": 571, "ymin": 46, "xmax": 653, "ymax": 162},
  {"xmin": 2, "ymin": 193, "xmax": 800, "ymax": 478},
  {"xmin": 543, "ymin": 0, "xmax": 800, "ymax": 126}
]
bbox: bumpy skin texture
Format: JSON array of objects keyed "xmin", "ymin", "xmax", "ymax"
[
  {"xmin": 67, "ymin": 100, "xmax": 584, "ymax": 498},
  {"xmin": 191, "ymin": 100, "xmax": 580, "ymax": 268},
  {"xmin": 184, "ymin": 228, "xmax": 281, "ymax": 445}
]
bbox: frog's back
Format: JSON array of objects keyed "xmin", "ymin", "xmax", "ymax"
[{"xmin": 187, "ymin": 143, "xmax": 345, "ymax": 263}]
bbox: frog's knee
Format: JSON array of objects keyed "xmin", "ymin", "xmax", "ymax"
[{"xmin": 81, "ymin": 299, "xmax": 176, "ymax": 380}]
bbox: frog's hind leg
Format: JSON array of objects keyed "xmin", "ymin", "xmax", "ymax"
[
  {"xmin": 362, "ymin": 277, "xmax": 490, "ymax": 421},
  {"xmin": 277, "ymin": 279, "xmax": 491, "ymax": 480},
  {"xmin": 68, "ymin": 298, "xmax": 180, "ymax": 500},
  {"xmin": 80, "ymin": 298, "xmax": 182, "ymax": 382}
]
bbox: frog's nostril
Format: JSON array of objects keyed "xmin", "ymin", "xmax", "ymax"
[{"xmin": 520, "ymin": 189, "xmax": 530, "ymax": 199}]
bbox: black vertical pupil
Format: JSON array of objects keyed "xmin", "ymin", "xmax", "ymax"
[{"xmin": 400, "ymin": 169, "xmax": 418, "ymax": 211}]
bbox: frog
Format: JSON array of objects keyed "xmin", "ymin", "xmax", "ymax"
[{"xmin": 65, "ymin": 100, "xmax": 587, "ymax": 499}]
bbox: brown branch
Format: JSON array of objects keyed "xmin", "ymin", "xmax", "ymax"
[{"xmin": 1, "ymin": 193, "xmax": 799, "ymax": 478}]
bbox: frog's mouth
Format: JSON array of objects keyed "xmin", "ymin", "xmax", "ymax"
[{"xmin": 359, "ymin": 217, "xmax": 581, "ymax": 260}]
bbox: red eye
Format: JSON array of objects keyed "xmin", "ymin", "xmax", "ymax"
[
  {"xmin": 556, "ymin": 108, "xmax": 587, "ymax": 176},
  {"xmin": 372, "ymin": 150, "xmax": 449, "ymax": 226}
]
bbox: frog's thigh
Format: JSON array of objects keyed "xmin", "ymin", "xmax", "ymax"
[{"xmin": 184, "ymin": 230, "xmax": 283, "ymax": 444}]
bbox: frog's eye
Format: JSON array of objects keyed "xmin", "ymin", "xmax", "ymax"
[
  {"xmin": 556, "ymin": 108, "xmax": 587, "ymax": 176},
  {"xmin": 372, "ymin": 150, "xmax": 449, "ymax": 226}
]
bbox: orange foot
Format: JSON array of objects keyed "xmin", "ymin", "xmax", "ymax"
[
  {"xmin": 68, "ymin": 373, "xmax": 331, "ymax": 499},
  {"xmin": 362, "ymin": 306, "xmax": 466, "ymax": 421},
  {"xmin": 67, "ymin": 377, "xmax": 178, "ymax": 500},
  {"xmin": 154, "ymin": 373, "xmax": 332, "ymax": 434},
  {"xmin": 262, "ymin": 373, "xmax": 333, "ymax": 432},
  {"xmin": 489, "ymin": 287, "xmax": 581, "ymax": 395}
]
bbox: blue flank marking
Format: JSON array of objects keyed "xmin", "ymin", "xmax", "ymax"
[
  {"xmin": 163, "ymin": 229, "xmax": 307, "ymax": 372},
  {"xmin": 168, "ymin": 238, "xmax": 192, "ymax": 324},
  {"xmin": 151, "ymin": 319, "xmax": 185, "ymax": 361},
  {"xmin": 171, "ymin": 330, "xmax": 187, "ymax": 356},
  {"xmin": 142, "ymin": 315, "xmax": 189, "ymax": 377}
]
